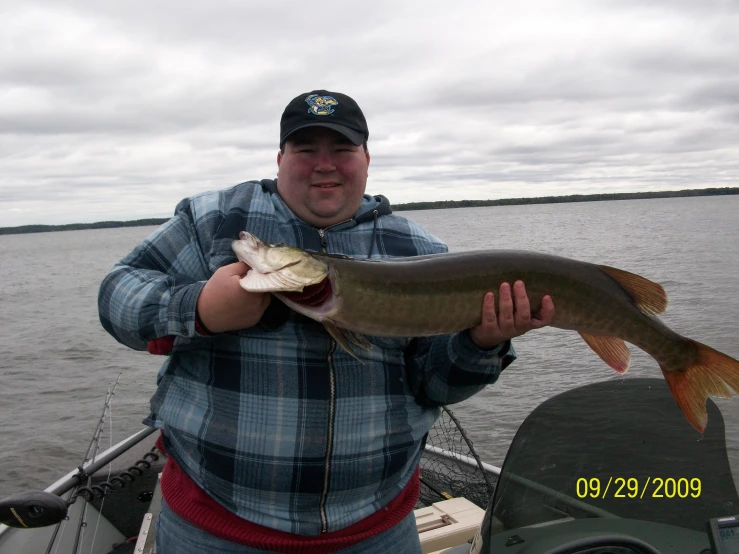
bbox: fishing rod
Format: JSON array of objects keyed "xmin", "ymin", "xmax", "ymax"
[
  {"xmin": 67, "ymin": 375, "xmax": 121, "ymax": 554},
  {"xmin": 40, "ymin": 375, "xmax": 121, "ymax": 554},
  {"xmin": 0, "ymin": 375, "xmax": 160, "ymax": 534},
  {"xmin": 81, "ymin": 375, "xmax": 121, "ymax": 469}
]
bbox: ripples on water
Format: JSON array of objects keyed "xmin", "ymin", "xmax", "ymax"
[{"xmin": 1, "ymin": 195, "xmax": 738, "ymax": 496}]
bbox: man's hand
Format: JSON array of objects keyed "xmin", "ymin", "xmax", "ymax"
[
  {"xmin": 469, "ymin": 281, "xmax": 555, "ymax": 349},
  {"xmin": 196, "ymin": 262, "xmax": 271, "ymax": 333}
]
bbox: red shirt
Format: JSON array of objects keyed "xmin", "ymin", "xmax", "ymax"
[{"xmin": 156, "ymin": 434, "xmax": 420, "ymax": 553}]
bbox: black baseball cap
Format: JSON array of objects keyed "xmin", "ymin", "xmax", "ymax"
[{"xmin": 280, "ymin": 90, "xmax": 369, "ymax": 148}]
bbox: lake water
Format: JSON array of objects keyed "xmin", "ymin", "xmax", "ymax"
[{"xmin": 1, "ymin": 195, "xmax": 738, "ymax": 497}]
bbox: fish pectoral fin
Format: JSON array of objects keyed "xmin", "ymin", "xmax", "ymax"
[
  {"xmin": 597, "ymin": 265, "xmax": 668, "ymax": 315},
  {"xmin": 323, "ymin": 322, "xmax": 366, "ymax": 365},
  {"xmin": 339, "ymin": 329, "xmax": 373, "ymax": 352},
  {"xmin": 578, "ymin": 332, "xmax": 631, "ymax": 374}
]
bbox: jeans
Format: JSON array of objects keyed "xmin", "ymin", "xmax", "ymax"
[{"xmin": 155, "ymin": 500, "xmax": 423, "ymax": 554}]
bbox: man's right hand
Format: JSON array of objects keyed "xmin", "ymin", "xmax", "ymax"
[{"xmin": 196, "ymin": 262, "xmax": 271, "ymax": 333}]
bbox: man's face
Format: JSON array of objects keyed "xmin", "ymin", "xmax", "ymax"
[{"xmin": 276, "ymin": 127, "xmax": 370, "ymax": 228}]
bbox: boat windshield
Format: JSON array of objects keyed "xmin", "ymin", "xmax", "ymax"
[{"xmin": 487, "ymin": 378, "xmax": 739, "ymax": 535}]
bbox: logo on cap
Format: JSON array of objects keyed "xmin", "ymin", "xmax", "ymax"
[{"xmin": 305, "ymin": 94, "xmax": 338, "ymax": 116}]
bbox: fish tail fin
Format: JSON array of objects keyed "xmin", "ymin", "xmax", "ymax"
[{"xmin": 661, "ymin": 339, "xmax": 739, "ymax": 433}]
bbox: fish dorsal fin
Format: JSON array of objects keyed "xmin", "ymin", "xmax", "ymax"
[
  {"xmin": 598, "ymin": 265, "xmax": 668, "ymax": 315},
  {"xmin": 578, "ymin": 332, "xmax": 631, "ymax": 374},
  {"xmin": 322, "ymin": 322, "xmax": 367, "ymax": 365}
]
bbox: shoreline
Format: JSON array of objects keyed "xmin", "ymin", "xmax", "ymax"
[{"xmin": 2, "ymin": 186, "xmax": 737, "ymax": 236}]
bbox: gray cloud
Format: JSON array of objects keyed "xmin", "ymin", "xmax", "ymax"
[{"xmin": 2, "ymin": 0, "xmax": 738, "ymax": 226}]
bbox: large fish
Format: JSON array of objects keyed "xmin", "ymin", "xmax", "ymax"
[{"xmin": 232, "ymin": 231, "xmax": 739, "ymax": 433}]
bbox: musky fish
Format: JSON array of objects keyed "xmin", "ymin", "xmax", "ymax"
[{"xmin": 232, "ymin": 232, "xmax": 739, "ymax": 434}]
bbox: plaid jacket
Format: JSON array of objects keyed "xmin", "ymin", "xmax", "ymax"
[{"xmin": 98, "ymin": 179, "xmax": 516, "ymax": 535}]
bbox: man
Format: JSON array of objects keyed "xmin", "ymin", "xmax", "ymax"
[{"xmin": 98, "ymin": 89, "xmax": 555, "ymax": 553}]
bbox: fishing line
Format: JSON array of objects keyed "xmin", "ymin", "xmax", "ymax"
[
  {"xmin": 87, "ymin": 376, "xmax": 119, "ymax": 554},
  {"xmin": 48, "ymin": 498, "xmax": 70, "ymax": 554},
  {"xmin": 72, "ymin": 377, "xmax": 120, "ymax": 553},
  {"xmin": 43, "ymin": 375, "xmax": 121, "ymax": 554}
]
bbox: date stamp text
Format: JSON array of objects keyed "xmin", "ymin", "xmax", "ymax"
[{"xmin": 576, "ymin": 477, "xmax": 701, "ymax": 499}]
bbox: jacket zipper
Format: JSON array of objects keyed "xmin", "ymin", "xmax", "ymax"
[
  {"xmin": 317, "ymin": 218, "xmax": 353, "ymax": 253},
  {"xmin": 319, "ymin": 341, "xmax": 337, "ymax": 532},
  {"xmin": 316, "ymin": 219, "xmax": 351, "ymax": 531}
]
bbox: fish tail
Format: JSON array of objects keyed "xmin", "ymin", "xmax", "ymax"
[{"xmin": 661, "ymin": 339, "xmax": 739, "ymax": 433}]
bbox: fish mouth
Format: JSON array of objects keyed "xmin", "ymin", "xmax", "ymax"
[
  {"xmin": 233, "ymin": 232, "xmax": 330, "ymax": 293},
  {"xmin": 240, "ymin": 261, "xmax": 328, "ymax": 293},
  {"xmin": 234, "ymin": 232, "xmax": 312, "ymax": 273}
]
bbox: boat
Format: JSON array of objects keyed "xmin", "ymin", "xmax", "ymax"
[{"xmin": 2, "ymin": 377, "xmax": 737, "ymax": 553}]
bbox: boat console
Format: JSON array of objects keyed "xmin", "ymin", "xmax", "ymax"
[{"xmin": 465, "ymin": 378, "xmax": 739, "ymax": 554}]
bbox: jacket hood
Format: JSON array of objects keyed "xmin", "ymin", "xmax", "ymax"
[{"xmin": 354, "ymin": 193, "xmax": 392, "ymax": 223}]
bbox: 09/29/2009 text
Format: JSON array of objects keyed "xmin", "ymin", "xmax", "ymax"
[{"xmin": 576, "ymin": 477, "xmax": 701, "ymax": 499}]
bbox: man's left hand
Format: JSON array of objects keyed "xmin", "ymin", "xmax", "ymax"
[{"xmin": 469, "ymin": 280, "xmax": 555, "ymax": 350}]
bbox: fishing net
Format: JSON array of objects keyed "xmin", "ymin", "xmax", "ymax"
[{"xmin": 417, "ymin": 406, "xmax": 497, "ymax": 509}]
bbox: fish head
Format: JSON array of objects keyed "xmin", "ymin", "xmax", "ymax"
[{"xmin": 232, "ymin": 232, "xmax": 329, "ymax": 292}]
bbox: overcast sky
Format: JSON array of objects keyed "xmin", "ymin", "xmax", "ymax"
[{"xmin": 2, "ymin": 0, "xmax": 738, "ymax": 227}]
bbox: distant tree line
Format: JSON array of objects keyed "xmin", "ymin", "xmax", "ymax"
[
  {"xmin": 1, "ymin": 187, "xmax": 738, "ymax": 235},
  {"xmin": 0, "ymin": 218, "xmax": 170, "ymax": 236},
  {"xmin": 391, "ymin": 187, "xmax": 739, "ymax": 211}
]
